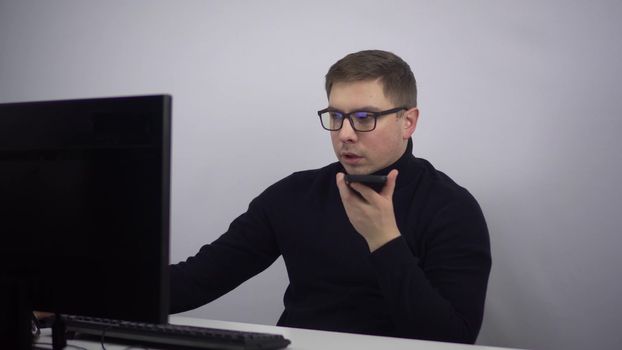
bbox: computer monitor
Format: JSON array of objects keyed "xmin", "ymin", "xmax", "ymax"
[{"xmin": 0, "ymin": 95, "xmax": 172, "ymax": 348}]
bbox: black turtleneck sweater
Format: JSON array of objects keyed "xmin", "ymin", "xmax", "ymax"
[{"xmin": 169, "ymin": 140, "xmax": 491, "ymax": 344}]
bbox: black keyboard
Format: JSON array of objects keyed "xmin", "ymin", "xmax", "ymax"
[{"xmin": 62, "ymin": 315, "xmax": 291, "ymax": 350}]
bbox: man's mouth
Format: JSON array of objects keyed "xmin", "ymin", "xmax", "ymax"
[{"xmin": 341, "ymin": 152, "xmax": 363, "ymax": 163}]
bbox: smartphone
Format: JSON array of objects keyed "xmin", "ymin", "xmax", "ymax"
[{"xmin": 344, "ymin": 174, "xmax": 387, "ymax": 192}]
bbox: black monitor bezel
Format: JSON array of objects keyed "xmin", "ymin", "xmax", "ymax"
[{"xmin": 0, "ymin": 95, "xmax": 172, "ymax": 337}]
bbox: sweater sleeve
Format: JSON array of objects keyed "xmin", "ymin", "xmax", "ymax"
[
  {"xmin": 369, "ymin": 193, "xmax": 491, "ymax": 344},
  {"xmin": 168, "ymin": 194, "xmax": 281, "ymax": 314}
]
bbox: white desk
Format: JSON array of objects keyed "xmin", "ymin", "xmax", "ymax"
[{"xmin": 35, "ymin": 316, "xmax": 522, "ymax": 350}]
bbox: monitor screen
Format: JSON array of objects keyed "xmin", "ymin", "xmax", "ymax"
[{"xmin": 0, "ymin": 95, "xmax": 172, "ymax": 328}]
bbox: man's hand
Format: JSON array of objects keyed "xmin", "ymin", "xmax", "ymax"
[
  {"xmin": 33, "ymin": 311, "xmax": 54, "ymax": 320},
  {"xmin": 336, "ymin": 169, "xmax": 401, "ymax": 252}
]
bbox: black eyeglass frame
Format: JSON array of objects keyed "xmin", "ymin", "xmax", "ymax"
[{"xmin": 317, "ymin": 106, "xmax": 408, "ymax": 132}]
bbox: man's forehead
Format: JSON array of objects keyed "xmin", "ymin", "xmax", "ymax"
[
  {"xmin": 328, "ymin": 80, "xmax": 391, "ymax": 112},
  {"xmin": 330, "ymin": 78, "xmax": 385, "ymax": 92}
]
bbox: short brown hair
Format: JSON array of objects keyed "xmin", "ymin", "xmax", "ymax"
[{"xmin": 325, "ymin": 50, "xmax": 417, "ymax": 108}]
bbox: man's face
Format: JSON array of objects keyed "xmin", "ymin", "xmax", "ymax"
[{"xmin": 329, "ymin": 79, "xmax": 415, "ymax": 175}]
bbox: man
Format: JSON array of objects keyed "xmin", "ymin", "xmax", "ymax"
[{"xmin": 170, "ymin": 50, "xmax": 491, "ymax": 344}]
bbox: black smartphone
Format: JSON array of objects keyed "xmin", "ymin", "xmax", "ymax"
[{"xmin": 344, "ymin": 175, "xmax": 387, "ymax": 192}]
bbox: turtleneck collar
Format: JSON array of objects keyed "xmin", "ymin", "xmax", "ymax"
[{"xmin": 336, "ymin": 138, "xmax": 417, "ymax": 190}]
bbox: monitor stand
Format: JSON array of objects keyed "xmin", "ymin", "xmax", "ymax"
[
  {"xmin": 1, "ymin": 276, "xmax": 67, "ymax": 350},
  {"xmin": 51, "ymin": 314, "xmax": 67, "ymax": 350},
  {"xmin": 0, "ymin": 276, "xmax": 33, "ymax": 350}
]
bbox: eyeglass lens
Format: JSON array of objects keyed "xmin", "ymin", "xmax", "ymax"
[{"xmin": 320, "ymin": 111, "xmax": 376, "ymax": 131}]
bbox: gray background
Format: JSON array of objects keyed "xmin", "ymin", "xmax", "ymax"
[{"xmin": 1, "ymin": 1, "xmax": 621, "ymax": 349}]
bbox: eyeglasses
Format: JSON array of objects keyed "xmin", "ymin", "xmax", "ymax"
[{"xmin": 317, "ymin": 107, "xmax": 407, "ymax": 132}]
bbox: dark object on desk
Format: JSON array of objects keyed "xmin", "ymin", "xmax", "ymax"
[
  {"xmin": 34, "ymin": 313, "xmax": 56, "ymax": 329},
  {"xmin": 63, "ymin": 315, "xmax": 291, "ymax": 350}
]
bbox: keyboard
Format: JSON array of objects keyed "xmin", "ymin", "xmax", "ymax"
[{"xmin": 62, "ymin": 315, "xmax": 291, "ymax": 350}]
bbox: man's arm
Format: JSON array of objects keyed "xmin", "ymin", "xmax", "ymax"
[
  {"xmin": 169, "ymin": 195, "xmax": 281, "ymax": 314},
  {"xmin": 336, "ymin": 170, "xmax": 491, "ymax": 343}
]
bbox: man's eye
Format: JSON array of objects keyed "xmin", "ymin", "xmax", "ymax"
[
  {"xmin": 329, "ymin": 112, "xmax": 344, "ymax": 119},
  {"xmin": 353, "ymin": 112, "xmax": 373, "ymax": 120}
]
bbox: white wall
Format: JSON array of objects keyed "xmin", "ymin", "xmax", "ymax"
[{"xmin": 2, "ymin": 1, "xmax": 621, "ymax": 349}]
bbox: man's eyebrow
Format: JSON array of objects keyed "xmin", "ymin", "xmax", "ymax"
[{"xmin": 327, "ymin": 106, "xmax": 383, "ymax": 112}]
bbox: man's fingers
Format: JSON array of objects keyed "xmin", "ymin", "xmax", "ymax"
[
  {"xmin": 336, "ymin": 172, "xmax": 353, "ymax": 200},
  {"xmin": 380, "ymin": 169, "xmax": 398, "ymax": 198},
  {"xmin": 347, "ymin": 181, "xmax": 378, "ymax": 203},
  {"xmin": 337, "ymin": 172, "xmax": 375, "ymax": 205}
]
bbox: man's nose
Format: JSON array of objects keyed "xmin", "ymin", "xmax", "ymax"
[{"xmin": 337, "ymin": 117, "xmax": 358, "ymax": 143}]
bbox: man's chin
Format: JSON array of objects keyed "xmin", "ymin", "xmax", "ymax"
[{"xmin": 341, "ymin": 164, "xmax": 371, "ymax": 175}]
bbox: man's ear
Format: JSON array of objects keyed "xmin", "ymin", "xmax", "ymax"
[{"xmin": 402, "ymin": 107, "xmax": 419, "ymax": 139}]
